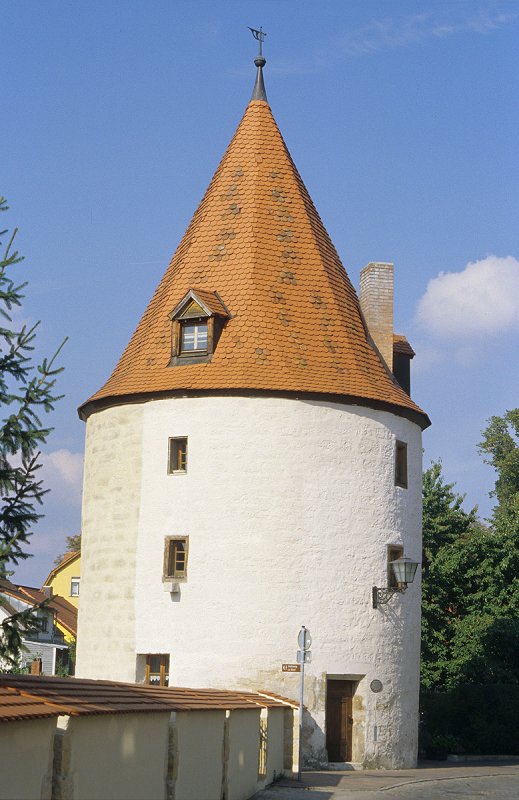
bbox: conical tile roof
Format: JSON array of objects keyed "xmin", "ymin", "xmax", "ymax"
[{"xmin": 80, "ymin": 99, "xmax": 429, "ymax": 428}]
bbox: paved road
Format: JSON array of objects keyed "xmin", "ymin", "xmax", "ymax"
[{"xmin": 252, "ymin": 762, "xmax": 519, "ymax": 800}]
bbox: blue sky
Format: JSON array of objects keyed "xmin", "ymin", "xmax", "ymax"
[{"xmin": 4, "ymin": 1, "xmax": 518, "ymax": 585}]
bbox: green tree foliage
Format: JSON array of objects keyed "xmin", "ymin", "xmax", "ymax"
[
  {"xmin": 479, "ymin": 409, "xmax": 519, "ymax": 539},
  {"xmin": 422, "ymin": 412, "xmax": 519, "ymax": 690},
  {"xmin": 0, "ymin": 197, "xmax": 66, "ymax": 665},
  {"xmin": 421, "ymin": 462, "xmax": 477, "ymax": 688}
]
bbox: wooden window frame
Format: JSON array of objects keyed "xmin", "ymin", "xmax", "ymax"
[
  {"xmin": 179, "ymin": 318, "xmax": 209, "ymax": 355},
  {"xmin": 171, "ymin": 315, "xmax": 215, "ymax": 365},
  {"xmin": 168, "ymin": 437, "xmax": 188, "ymax": 474},
  {"xmin": 395, "ymin": 440, "xmax": 408, "ymax": 489},
  {"xmin": 387, "ymin": 544, "xmax": 404, "ymax": 588},
  {"xmin": 163, "ymin": 536, "xmax": 189, "ymax": 580},
  {"xmin": 168, "ymin": 290, "xmax": 230, "ymax": 367},
  {"xmin": 145, "ymin": 654, "xmax": 170, "ymax": 687}
]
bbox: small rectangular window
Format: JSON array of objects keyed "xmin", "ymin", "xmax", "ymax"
[
  {"xmin": 180, "ymin": 320, "xmax": 208, "ymax": 353},
  {"xmin": 164, "ymin": 536, "xmax": 189, "ymax": 579},
  {"xmin": 387, "ymin": 544, "xmax": 404, "ymax": 588},
  {"xmin": 168, "ymin": 437, "xmax": 188, "ymax": 473},
  {"xmin": 395, "ymin": 441, "xmax": 408, "ymax": 488},
  {"xmin": 70, "ymin": 577, "xmax": 80, "ymax": 597},
  {"xmin": 145, "ymin": 654, "xmax": 169, "ymax": 687}
]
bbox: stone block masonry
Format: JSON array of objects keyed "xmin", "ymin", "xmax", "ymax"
[{"xmin": 360, "ymin": 262, "xmax": 394, "ymax": 371}]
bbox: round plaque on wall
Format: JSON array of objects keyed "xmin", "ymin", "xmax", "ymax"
[{"xmin": 370, "ymin": 679, "xmax": 383, "ymax": 693}]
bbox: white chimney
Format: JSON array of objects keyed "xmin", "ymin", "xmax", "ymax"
[{"xmin": 359, "ymin": 262, "xmax": 394, "ymax": 372}]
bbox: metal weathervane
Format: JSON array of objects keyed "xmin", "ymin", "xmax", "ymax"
[
  {"xmin": 248, "ymin": 26, "xmax": 267, "ymax": 57},
  {"xmin": 248, "ymin": 26, "xmax": 268, "ymax": 102}
]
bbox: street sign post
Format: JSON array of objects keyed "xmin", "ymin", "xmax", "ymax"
[
  {"xmin": 296, "ymin": 649, "xmax": 312, "ymax": 664},
  {"xmin": 297, "ymin": 625, "xmax": 311, "ymax": 781},
  {"xmin": 298, "ymin": 627, "xmax": 312, "ymax": 651}
]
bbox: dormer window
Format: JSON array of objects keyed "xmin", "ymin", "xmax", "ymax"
[{"xmin": 169, "ymin": 289, "xmax": 230, "ymax": 366}]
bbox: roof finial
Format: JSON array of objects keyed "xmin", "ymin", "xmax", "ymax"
[{"xmin": 248, "ymin": 26, "xmax": 267, "ymax": 102}]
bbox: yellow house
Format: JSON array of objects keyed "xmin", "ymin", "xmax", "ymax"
[{"xmin": 43, "ymin": 551, "xmax": 81, "ymax": 611}]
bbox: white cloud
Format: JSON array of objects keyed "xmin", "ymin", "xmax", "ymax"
[
  {"xmin": 44, "ymin": 449, "xmax": 83, "ymax": 486},
  {"xmin": 415, "ymin": 255, "xmax": 519, "ymax": 338},
  {"xmin": 40, "ymin": 449, "xmax": 84, "ymax": 506},
  {"xmin": 331, "ymin": 8, "xmax": 517, "ymax": 59},
  {"xmin": 411, "ymin": 344, "xmax": 444, "ymax": 374}
]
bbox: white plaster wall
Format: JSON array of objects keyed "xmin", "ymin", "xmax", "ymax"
[
  {"xmin": 226, "ymin": 709, "xmax": 261, "ymax": 800},
  {"xmin": 56, "ymin": 712, "xmax": 169, "ymax": 800},
  {"xmin": 265, "ymin": 708, "xmax": 285, "ymax": 784},
  {"xmin": 75, "ymin": 405, "xmax": 144, "ymax": 681},
  {"xmin": 0, "ymin": 717, "xmax": 56, "ymax": 800},
  {"xmin": 173, "ymin": 710, "xmax": 225, "ymax": 800},
  {"xmin": 80, "ymin": 395, "xmax": 423, "ymax": 768}
]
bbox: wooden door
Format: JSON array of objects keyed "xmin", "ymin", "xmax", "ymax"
[{"xmin": 326, "ymin": 679, "xmax": 354, "ymax": 762}]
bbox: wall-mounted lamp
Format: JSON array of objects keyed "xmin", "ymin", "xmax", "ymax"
[{"xmin": 372, "ymin": 556, "xmax": 419, "ymax": 608}]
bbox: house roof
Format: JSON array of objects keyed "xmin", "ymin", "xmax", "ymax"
[
  {"xmin": 43, "ymin": 550, "xmax": 80, "ymax": 588},
  {"xmin": 0, "ymin": 579, "xmax": 78, "ymax": 637},
  {"xmin": 79, "ymin": 92, "xmax": 429, "ymax": 429},
  {"xmin": 0, "ymin": 675, "xmax": 297, "ymax": 721}
]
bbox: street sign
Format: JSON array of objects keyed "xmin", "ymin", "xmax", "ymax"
[
  {"xmin": 296, "ymin": 649, "xmax": 312, "ymax": 664},
  {"xmin": 296, "ymin": 626, "xmax": 312, "ymax": 782},
  {"xmin": 282, "ymin": 664, "xmax": 301, "ymax": 673},
  {"xmin": 298, "ymin": 627, "xmax": 312, "ymax": 651}
]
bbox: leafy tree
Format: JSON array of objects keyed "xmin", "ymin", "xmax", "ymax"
[
  {"xmin": 421, "ymin": 413, "xmax": 519, "ymax": 690},
  {"xmin": 420, "ymin": 461, "xmax": 477, "ymax": 689},
  {"xmin": 448, "ymin": 615, "xmax": 519, "ymax": 685},
  {"xmin": 0, "ymin": 197, "xmax": 66, "ymax": 665},
  {"xmin": 479, "ymin": 409, "xmax": 519, "ymax": 535}
]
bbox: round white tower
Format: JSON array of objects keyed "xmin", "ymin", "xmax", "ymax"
[{"xmin": 76, "ymin": 52, "xmax": 429, "ymax": 769}]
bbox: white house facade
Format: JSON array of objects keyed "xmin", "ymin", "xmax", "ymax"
[{"xmin": 76, "ymin": 50, "xmax": 430, "ymax": 769}]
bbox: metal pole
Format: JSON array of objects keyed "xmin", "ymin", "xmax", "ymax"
[{"xmin": 298, "ymin": 656, "xmax": 305, "ymax": 781}]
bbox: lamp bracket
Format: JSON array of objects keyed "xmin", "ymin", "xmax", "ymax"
[{"xmin": 372, "ymin": 585, "xmax": 406, "ymax": 609}]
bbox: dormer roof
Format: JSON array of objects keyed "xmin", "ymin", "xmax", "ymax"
[
  {"xmin": 169, "ymin": 289, "xmax": 231, "ymax": 320},
  {"xmin": 80, "ymin": 94, "xmax": 429, "ymax": 428}
]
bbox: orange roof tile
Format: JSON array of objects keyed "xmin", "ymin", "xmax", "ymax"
[
  {"xmin": 0, "ymin": 687, "xmax": 64, "ymax": 722},
  {"xmin": 0, "ymin": 675, "xmax": 297, "ymax": 719},
  {"xmin": 80, "ymin": 99, "xmax": 429, "ymax": 429}
]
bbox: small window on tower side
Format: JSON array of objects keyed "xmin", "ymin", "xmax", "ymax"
[
  {"xmin": 387, "ymin": 544, "xmax": 404, "ymax": 588},
  {"xmin": 395, "ymin": 441, "xmax": 408, "ymax": 489},
  {"xmin": 145, "ymin": 654, "xmax": 169, "ymax": 687},
  {"xmin": 164, "ymin": 536, "xmax": 189, "ymax": 580},
  {"xmin": 70, "ymin": 577, "xmax": 80, "ymax": 596},
  {"xmin": 168, "ymin": 437, "xmax": 188, "ymax": 474}
]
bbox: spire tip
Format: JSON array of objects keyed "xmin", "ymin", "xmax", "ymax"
[{"xmin": 248, "ymin": 26, "xmax": 268, "ymax": 102}]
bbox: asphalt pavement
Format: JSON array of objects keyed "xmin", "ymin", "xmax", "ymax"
[{"xmin": 252, "ymin": 761, "xmax": 519, "ymax": 800}]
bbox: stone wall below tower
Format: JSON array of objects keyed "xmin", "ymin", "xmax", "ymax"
[{"xmin": 75, "ymin": 404, "xmax": 144, "ymax": 681}]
